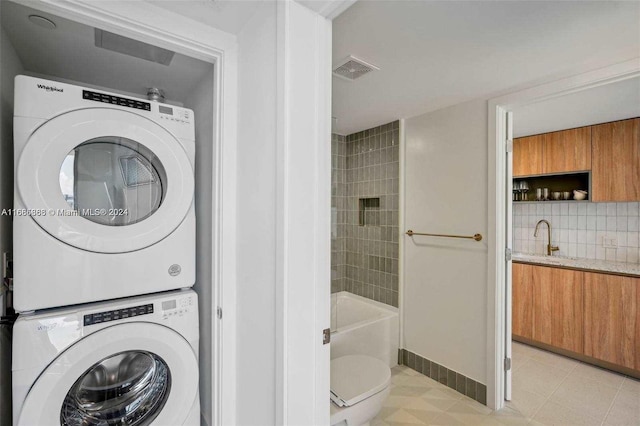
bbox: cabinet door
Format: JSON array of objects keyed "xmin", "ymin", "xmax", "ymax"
[
  {"xmin": 513, "ymin": 135, "xmax": 544, "ymax": 177},
  {"xmin": 592, "ymin": 118, "xmax": 640, "ymax": 202},
  {"xmin": 512, "ymin": 263, "xmax": 534, "ymax": 339},
  {"xmin": 532, "ymin": 266, "xmax": 553, "ymax": 345},
  {"xmin": 584, "ymin": 273, "xmax": 639, "ymax": 371},
  {"xmin": 531, "ymin": 266, "xmax": 584, "ymax": 352},
  {"xmin": 550, "ymin": 269, "xmax": 584, "ymax": 353},
  {"xmin": 543, "ymin": 127, "xmax": 591, "ymax": 174}
]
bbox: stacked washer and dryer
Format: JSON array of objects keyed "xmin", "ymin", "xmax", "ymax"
[{"xmin": 11, "ymin": 75, "xmax": 200, "ymax": 425}]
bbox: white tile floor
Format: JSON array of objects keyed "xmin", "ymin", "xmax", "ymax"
[
  {"xmin": 372, "ymin": 342, "xmax": 640, "ymax": 425},
  {"xmin": 510, "ymin": 341, "xmax": 639, "ymax": 425}
]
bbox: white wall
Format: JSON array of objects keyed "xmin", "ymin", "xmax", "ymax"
[
  {"xmin": 235, "ymin": 3, "xmax": 278, "ymax": 424},
  {"xmin": 0, "ymin": 24, "xmax": 24, "ymax": 423},
  {"xmin": 403, "ymin": 98, "xmax": 488, "ymax": 383},
  {"xmin": 235, "ymin": 2, "xmax": 332, "ymax": 423},
  {"xmin": 276, "ymin": 2, "xmax": 331, "ymax": 424},
  {"xmin": 184, "ymin": 66, "xmax": 215, "ymax": 426},
  {"xmin": 513, "ymin": 76, "xmax": 640, "ymax": 138},
  {"xmin": 0, "ymin": 27, "xmax": 23, "ymax": 308}
]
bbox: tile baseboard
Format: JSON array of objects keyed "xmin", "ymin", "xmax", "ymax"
[{"xmin": 399, "ymin": 348, "xmax": 487, "ymax": 405}]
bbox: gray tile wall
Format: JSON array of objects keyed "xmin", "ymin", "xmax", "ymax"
[
  {"xmin": 331, "ymin": 134, "xmax": 347, "ymax": 293},
  {"xmin": 399, "ymin": 348, "xmax": 488, "ymax": 406},
  {"xmin": 331, "ymin": 121, "xmax": 400, "ymax": 307}
]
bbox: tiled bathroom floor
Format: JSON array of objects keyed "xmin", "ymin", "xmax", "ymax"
[{"xmin": 372, "ymin": 342, "xmax": 640, "ymax": 425}]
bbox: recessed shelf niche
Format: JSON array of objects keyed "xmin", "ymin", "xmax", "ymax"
[{"xmin": 359, "ymin": 197, "xmax": 380, "ymax": 226}]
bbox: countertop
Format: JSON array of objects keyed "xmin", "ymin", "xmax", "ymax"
[{"xmin": 512, "ymin": 253, "xmax": 640, "ymax": 277}]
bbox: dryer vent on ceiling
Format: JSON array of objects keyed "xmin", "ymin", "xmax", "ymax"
[
  {"xmin": 333, "ymin": 56, "xmax": 379, "ymax": 81},
  {"xmin": 95, "ymin": 29, "xmax": 175, "ymax": 66}
]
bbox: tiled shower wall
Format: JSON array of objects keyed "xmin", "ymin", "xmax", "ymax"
[
  {"xmin": 331, "ymin": 121, "xmax": 400, "ymax": 307},
  {"xmin": 513, "ymin": 201, "xmax": 640, "ymax": 264},
  {"xmin": 331, "ymin": 133, "xmax": 347, "ymax": 294}
]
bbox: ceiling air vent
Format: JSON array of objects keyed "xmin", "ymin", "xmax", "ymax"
[{"xmin": 333, "ymin": 55, "xmax": 379, "ymax": 81}]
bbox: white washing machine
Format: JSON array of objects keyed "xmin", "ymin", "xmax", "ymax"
[
  {"xmin": 13, "ymin": 289, "xmax": 200, "ymax": 425},
  {"xmin": 13, "ymin": 75, "xmax": 196, "ymax": 312}
]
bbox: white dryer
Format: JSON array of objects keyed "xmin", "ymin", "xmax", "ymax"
[
  {"xmin": 13, "ymin": 289, "xmax": 200, "ymax": 425},
  {"xmin": 13, "ymin": 75, "xmax": 195, "ymax": 311}
]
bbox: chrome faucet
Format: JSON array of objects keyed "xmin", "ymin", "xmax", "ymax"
[{"xmin": 534, "ymin": 219, "xmax": 559, "ymax": 256}]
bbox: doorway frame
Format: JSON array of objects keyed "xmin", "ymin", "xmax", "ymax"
[
  {"xmin": 7, "ymin": 0, "xmax": 238, "ymax": 424},
  {"xmin": 486, "ymin": 58, "xmax": 640, "ymax": 410}
]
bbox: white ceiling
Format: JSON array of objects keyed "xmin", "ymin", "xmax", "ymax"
[
  {"xmin": 513, "ymin": 76, "xmax": 640, "ymax": 138},
  {"xmin": 149, "ymin": 0, "xmax": 268, "ymax": 35},
  {"xmin": 297, "ymin": 0, "xmax": 356, "ymax": 19},
  {"xmin": 151, "ymin": 0, "xmax": 354, "ymax": 34},
  {"xmin": 332, "ymin": 1, "xmax": 640, "ymax": 135},
  {"xmin": 1, "ymin": 1, "xmax": 213, "ymax": 103}
]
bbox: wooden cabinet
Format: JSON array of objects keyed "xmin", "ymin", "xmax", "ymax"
[
  {"xmin": 512, "ymin": 263, "xmax": 534, "ymax": 339},
  {"xmin": 584, "ymin": 272, "xmax": 640, "ymax": 371},
  {"xmin": 543, "ymin": 127, "xmax": 591, "ymax": 174},
  {"xmin": 549, "ymin": 268, "xmax": 584, "ymax": 353},
  {"xmin": 512, "ymin": 264, "xmax": 583, "ymax": 353},
  {"xmin": 531, "ymin": 266, "xmax": 553, "ymax": 345},
  {"xmin": 514, "ymin": 127, "xmax": 591, "ymax": 177},
  {"xmin": 592, "ymin": 118, "xmax": 640, "ymax": 202},
  {"xmin": 513, "ymin": 135, "xmax": 543, "ymax": 177},
  {"xmin": 514, "ymin": 264, "xmax": 640, "ymax": 374},
  {"xmin": 514, "ymin": 118, "xmax": 639, "ymax": 199}
]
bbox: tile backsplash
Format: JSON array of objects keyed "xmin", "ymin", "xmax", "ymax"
[{"xmin": 513, "ymin": 201, "xmax": 640, "ymax": 264}]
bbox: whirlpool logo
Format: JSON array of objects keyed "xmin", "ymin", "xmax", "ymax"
[{"xmin": 37, "ymin": 83, "xmax": 63, "ymax": 93}]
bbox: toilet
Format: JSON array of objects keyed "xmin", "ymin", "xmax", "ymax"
[{"xmin": 330, "ymin": 355, "xmax": 391, "ymax": 426}]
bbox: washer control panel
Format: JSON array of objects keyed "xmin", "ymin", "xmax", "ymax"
[
  {"xmin": 161, "ymin": 294, "xmax": 195, "ymax": 320},
  {"xmin": 84, "ymin": 303, "xmax": 154, "ymax": 326}
]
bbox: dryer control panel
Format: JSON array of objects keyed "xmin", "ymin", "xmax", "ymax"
[
  {"xmin": 14, "ymin": 76, "xmax": 195, "ymax": 142},
  {"xmin": 81, "ymin": 88, "xmax": 192, "ymax": 126},
  {"xmin": 157, "ymin": 104, "xmax": 192, "ymax": 125},
  {"xmin": 82, "ymin": 90, "xmax": 151, "ymax": 111}
]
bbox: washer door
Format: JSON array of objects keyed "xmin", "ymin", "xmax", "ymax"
[
  {"xmin": 17, "ymin": 108, "xmax": 194, "ymax": 253},
  {"xmin": 17, "ymin": 323, "xmax": 198, "ymax": 426}
]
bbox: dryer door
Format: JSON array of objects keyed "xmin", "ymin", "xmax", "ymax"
[
  {"xmin": 16, "ymin": 108, "xmax": 194, "ymax": 253},
  {"xmin": 17, "ymin": 323, "xmax": 198, "ymax": 425}
]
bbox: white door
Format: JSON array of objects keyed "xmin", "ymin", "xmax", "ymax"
[
  {"xmin": 16, "ymin": 108, "xmax": 194, "ymax": 253},
  {"xmin": 17, "ymin": 322, "xmax": 198, "ymax": 425},
  {"xmin": 505, "ymin": 111, "xmax": 514, "ymax": 401}
]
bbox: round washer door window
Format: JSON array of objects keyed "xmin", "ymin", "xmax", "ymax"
[
  {"xmin": 16, "ymin": 323, "xmax": 198, "ymax": 426},
  {"xmin": 16, "ymin": 108, "xmax": 194, "ymax": 253},
  {"xmin": 60, "ymin": 351, "xmax": 170, "ymax": 425},
  {"xmin": 60, "ymin": 137, "xmax": 167, "ymax": 227}
]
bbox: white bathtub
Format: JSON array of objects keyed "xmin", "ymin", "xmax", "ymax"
[{"xmin": 330, "ymin": 291, "xmax": 399, "ymax": 367}]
